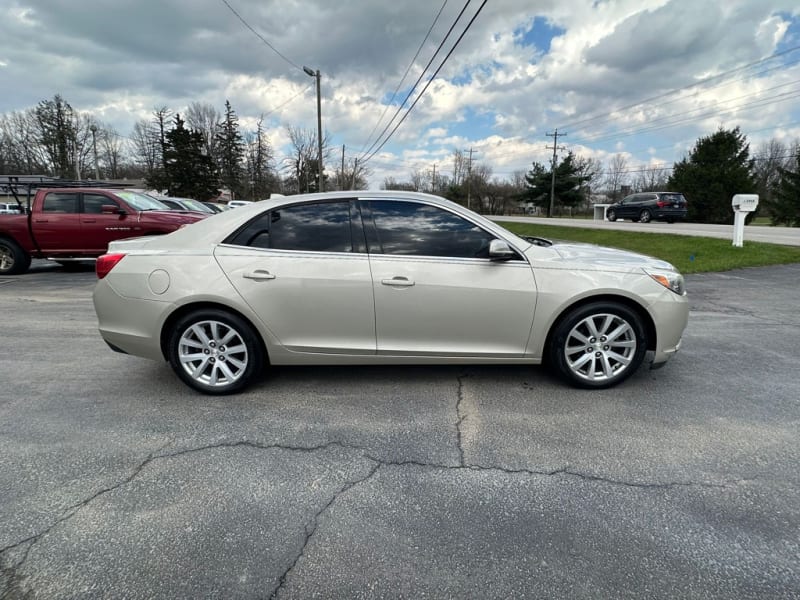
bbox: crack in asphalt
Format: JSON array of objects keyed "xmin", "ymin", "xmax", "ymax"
[
  {"xmin": 0, "ymin": 433, "xmax": 740, "ymax": 598},
  {"xmin": 0, "ymin": 441, "xmax": 171, "ymax": 600},
  {"xmin": 363, "ymin": 457, "xmax": 735, "ymax": 490},
  {"xmin": 455, "ymin": 374, "xmax": 468, "ymax": 467},
  {"xmin": 269, "ymin": 461, "xmax": 381, "ymax": 600}
]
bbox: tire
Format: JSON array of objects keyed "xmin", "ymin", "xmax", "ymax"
[
  {"xmin": 548, "ymin": 302, "xmax": 647, "ymax": 389},
  {"xmin": 167, "ymin": 309, "xmax": 264, "ymax": 395},
  {"xmin": 639, "ymin": 209, "xmax": 652, "ymax": 223},
  {"xmin": 606, "ymin": 209, "xmax": 617, "ymax": 222},
  {"xmin": 0, "ymin": 238, "xmax": 31, "ymax": 275}
]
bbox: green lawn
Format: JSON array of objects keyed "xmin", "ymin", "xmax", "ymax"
[{"xmin": 498, "ymin": 222, "xmax": 800, "ymax": 274}]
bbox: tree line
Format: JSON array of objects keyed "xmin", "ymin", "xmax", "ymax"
[
  {"xmin": 1, "ymin": 95, "xmax": 798, "ymax": 224},
  {"xmin": 0, "ymin": 94, "xmax": 370, "ymax": 201},
  {"xmin": 384, "ymin": 127, "xmax": 800, "ymax": 226}
]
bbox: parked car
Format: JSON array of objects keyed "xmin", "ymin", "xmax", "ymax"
[
  {"xmin": 152, "ymin": 197, "xmax": 213, "ymax": 215},
  {"xmin": 606, "ymin": 192, "xmax": 688, "ymax": 223},
  {"xmin": 0, "ymin": 202, "xmax": 22, "ymax": 214},
  {"xmin": 93, "ymin": 191, "xmax": 688, "ymax": 394},
  {"xmin": 201, "ymin": 201, "xmax": 229, "ymax": 213}
]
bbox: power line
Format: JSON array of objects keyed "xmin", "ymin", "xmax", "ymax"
[
  {"xmin": 359, "ymin": 0, "xmax": 475, "ymax": 161},
  {"xmin": 358, "ymin": 0, "xmax": 450, "ymax": 155},
  {"xmin": 557, "ymin": 43, "xmax": 800, "ymax": 132},
  {"xmin": 360, "ymin": 0, "xmax": 488, "ymax": 166},
  {"xmin": 219, "ymin": 0, "xmax": 304, "ymax": 73}
]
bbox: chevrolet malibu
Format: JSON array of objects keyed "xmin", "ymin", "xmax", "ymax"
[{"xmin": 93, "ymin": 191, "xmax": 688, "ymax": 394}]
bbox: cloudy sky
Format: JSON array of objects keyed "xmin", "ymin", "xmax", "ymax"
[{"xmin": 1, "ymin": 0, "xmax": 799, "ymax": 186}]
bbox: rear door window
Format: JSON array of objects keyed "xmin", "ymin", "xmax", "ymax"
[
  {"xmin": 42, "ymin": 193, "xmax": 79, "ymax": 213},
  {"xmin": 227, "ymin": 200, "xmax": 363, "ymax": 253}
]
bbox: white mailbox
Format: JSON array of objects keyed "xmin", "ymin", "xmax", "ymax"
[{"xmin": 731, "ymin": 194, "xmax": 759, "ymax": 247}]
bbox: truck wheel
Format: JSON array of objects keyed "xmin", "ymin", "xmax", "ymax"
[{"xmin": 0, "ymin": 238, "xmax": 31, "ymax": 275}]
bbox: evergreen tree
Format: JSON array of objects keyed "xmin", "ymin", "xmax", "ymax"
[
  {"xmin": 769, "ymin": 150, "xmax": 800, "ymax": 226},
  {"xmin": 163, "ymin": 114, "xmax": 219, "ymax": 200},
  {"xmin": 524, "ymin": 152, "xmax": 592, "ymax": 216},
  {"xmin": 34, "ymin": 94, "xmax": 77, "ymax": 178},
  {"xmin": 668, "ymin": 127, "xmax": 756, "ymax": 224},
  {"xmin": 215, "ymin": 100, "xmax": 245, "ymax": 198},
  {"xmin": 244, "ymin": 117, "xmax": 278, "ymax": 199}
]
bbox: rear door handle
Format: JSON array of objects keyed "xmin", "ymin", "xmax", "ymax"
[
  {"xmin": 243, "ymin": 270, "xmax": 276, "ymax": 281},
  {"xmin": 381, "ymin": 276, "xmax": 414, "ymax": 287}
]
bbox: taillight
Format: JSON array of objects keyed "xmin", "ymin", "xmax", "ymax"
[
  {"xmin": 656, "ymin": 200, "xmax": 668, "ymax": 208},
  {"xmin": 96, "ymin": 253, "xmax": 126, "ymax": 279}
]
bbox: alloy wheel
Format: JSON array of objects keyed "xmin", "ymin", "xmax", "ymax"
[
  {"xmin": 562, "ymin": 313, "xmax": 638, "ymax": 383},
  {"xmin": 177, "ymin": 319, "xmax": 249, "ymax": 388}
]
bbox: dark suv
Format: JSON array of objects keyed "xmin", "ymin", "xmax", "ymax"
[{"xmin": 606, "ymin": 192, "xmax": 688, "ymax": 223}]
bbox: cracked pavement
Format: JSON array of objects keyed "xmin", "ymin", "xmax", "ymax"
[{"xmin": 1, "ymin": 262, "xmax": 799, "ymax": 598}]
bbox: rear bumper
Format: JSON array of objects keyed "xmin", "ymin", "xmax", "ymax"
[
  {"xmin": 653, "ymin": 209, "xmax": 687, "ymax": 221},
  {"xmin": 93, "ymin": 279, "xmax": 170, "ymax": 361}
]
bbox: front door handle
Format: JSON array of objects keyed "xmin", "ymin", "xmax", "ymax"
[
  {"xmin": 243, "ymin": 270, "xmax": 276, "ymax": 281},
  {"xmin": 381, "ymin": 276, "xmax": 414, "ymax": 287}
]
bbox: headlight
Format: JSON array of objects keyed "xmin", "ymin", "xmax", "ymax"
[{"xmin": 644, "ymin": 268, "xmax": 685, "ymax": 296}]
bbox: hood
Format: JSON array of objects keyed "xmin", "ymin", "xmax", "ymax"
[
  {"xmin": 138, "ymin": 210, "xmax": 207, "ymax": 224},
  {"xmin": 532, "ymin": 241, "xmax": 677, "ymax": 272}
]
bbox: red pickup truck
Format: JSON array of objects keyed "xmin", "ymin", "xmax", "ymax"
[{"xmin": 0, "ymin": 186, "xmax": 206, "ymax": 275}]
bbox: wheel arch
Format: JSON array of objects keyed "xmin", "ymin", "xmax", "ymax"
[
  {"xmin": 159, "ymin": 301, "xmax": 269, "ymax": 363},
  {"xmin": 543, "ymin": 294, "xmax": 657, "ymax": 361}
]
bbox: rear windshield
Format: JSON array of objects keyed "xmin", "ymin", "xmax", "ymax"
[{"xmin": 659, "ymin": 193, "xmax": 685, "ymax": 203}]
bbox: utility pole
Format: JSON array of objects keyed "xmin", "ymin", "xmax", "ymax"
[
  {"xmin": 303, "ymin": 66, "xmax": 324, "ymax": 193},
  {"xmin": 90, "ymin": 124, "xmax": 100, "ymax": 180},
  {"xmin": 352, "ymin": 157, "xmax": 358, "ymax": 190},
  {"xmin": 341, "ymin": 144, "xmax": 346, "ymax": 190},
  {"xmin": 432, "ymin": 163, "xmax": 436, "ymax": 193},
  {"xmin": 546, "ymin": 129, "xmax": 566, "ymax": 218},
  {"xmin": 465, "ymin": 147, "xmax": 478, "ymax": 211}
]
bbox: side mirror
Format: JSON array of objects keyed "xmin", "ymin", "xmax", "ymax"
[
  {"xmin": 488, "ymin": 239, "xmax": 515, "ymax": 261},
  {"xmin": 101, "ymin": 205, "xmax": 126, "ymax": 216}
]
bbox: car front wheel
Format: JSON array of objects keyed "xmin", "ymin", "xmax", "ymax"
[
  {"xmin": 606, "ymin": 208, "xmax": 617, "ymax": 222},
  {"xmin": 167, "ymin": 309, "xmax": 264, "ymax": 394},
  {"xmin": 548, "ymin": 302, "xmax": 647, "ymax": 389}
]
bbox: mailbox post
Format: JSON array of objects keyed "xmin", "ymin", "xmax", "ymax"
[{"xmin": 731, "ymin": 194, "xmax": 759, "ymax": 247}]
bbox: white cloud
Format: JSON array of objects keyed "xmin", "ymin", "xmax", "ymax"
[{"xmin": 0, "ymin": 0, "xmax": 798, "ymax": 186}]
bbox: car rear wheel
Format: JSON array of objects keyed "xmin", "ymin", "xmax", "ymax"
[
  {"xmin": 548, "ymin": 302, "xmax": 647, "ymax": 389},
  {"xmin": 0, "ymin": 238, "xmax": 31, "ymax": 275},
  {"xmin": 639, "ymin": 209, "xmax": 652, "ymax": 223},
  {"xmin": 167, "ymin": 309, "xmax": 263, "ymax": 394},
  {"xmin": 606, "ymin": 208, "xmax": 617, "ymax": 222}
]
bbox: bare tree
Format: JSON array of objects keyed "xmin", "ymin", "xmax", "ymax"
[
  {"xmin": 451, "ymin": 149, "xmax": 466, "ymax": 186},
  {"xmin": 753, "ymin": 138, "xmax": 790, "ymax": 207},
  {"xmin": 0, "ymin": 109, "xmax": 49, "ymax": 173},
  {"xmin": 633, "ymin": 164, "xmax": 670, "ymax": 192},
  {"xmin": 283, "ymin": 126, "xmax": 332, "ymax": 193},
  {"xmin": 604, "ymin": 153, "xmax": 629, "ymax": 200},
  {"xmin": 185, "ymin": 102, "xmax": 221, "ymax": 161},
  {"xmin": 97, "ymin": 123, "xmax": 124, "ymax": 179}
]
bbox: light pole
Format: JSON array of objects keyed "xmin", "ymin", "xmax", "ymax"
[
  {"xmin": 89, "ymin": 124, "xmax": 100, "ymax": 180},
  {"xmin": 303, "ymin": 66, "xmax": 323, "ymax": 193}
]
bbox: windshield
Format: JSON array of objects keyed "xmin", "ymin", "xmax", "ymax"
[
  {"xmin": 178, "ymin": 198, "xmax": 213, "ymax": 212},
  {"xmin": 116, "ymin": 191, "xmax": 170, "ymax": 211}
]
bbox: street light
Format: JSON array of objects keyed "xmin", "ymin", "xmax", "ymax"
[
  {"xmin": 303, "ymin": 66, "xmax": 323, "ymax": 193},
  {"xmin": 89, "ymin": 124, "xmax": 100, "ymax": 180}
]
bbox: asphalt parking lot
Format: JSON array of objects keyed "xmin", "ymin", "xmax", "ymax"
[{"xmin": 1, "ymin": 261, "xmax": 799, "ymax": 599}]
